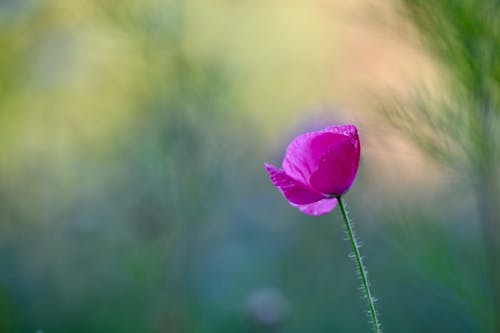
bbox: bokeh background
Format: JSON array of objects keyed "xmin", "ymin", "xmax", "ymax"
[{"xmin": 0, "ymin": 0, "xmax": 499, "ymax": 332}]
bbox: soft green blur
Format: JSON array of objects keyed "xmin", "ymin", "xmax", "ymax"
[{"xmin": 0, "ymin": 1, "xmax": 497, "ymax": 332}]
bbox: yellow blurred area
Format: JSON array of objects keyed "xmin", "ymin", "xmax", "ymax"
[{"xmin": 0, "ymin": 0, "xmax": 439, "ymax": 186}]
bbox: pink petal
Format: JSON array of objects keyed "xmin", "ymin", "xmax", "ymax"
[
  {"xmin": 324, "ymin": 124, "xmax": 360, "ymax": 161},
  {"xmin": 265, "ymin": 164, "xmax": 325, "ymax": 205},
  {"xmin": 292, "ymin": 197, "xmax": 338, "ymax": 216},
  {"xmin": 309, "ymin": 136, "xmax": 360, "ymax": 196},
  {"xmin": 282, "ymin": 131, "xmax": 346, "ymax": 186}
]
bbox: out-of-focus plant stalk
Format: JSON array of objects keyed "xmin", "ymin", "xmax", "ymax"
[
  {"xmin": 475, "ymin": 93, "xmax": 500, "ymax": 332},
  {"xmin": 477, "ymin": 171, "xmax": 500, "ymax": 332}
]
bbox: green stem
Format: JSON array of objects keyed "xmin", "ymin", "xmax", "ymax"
[{"xmin": 337, "ymin": 196, "xmax": 381, "ymax": 333}]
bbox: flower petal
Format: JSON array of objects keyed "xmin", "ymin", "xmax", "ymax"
[
  {"xmin": 265, "ymin": 164, "xmax": 325, "ymax": 205},
  {"xmin": 324, "ymin": 124, "xmax": 360, "ymax": 161},
  {"xmin": 309, "ymin": 136, "xmax": 360, "ymax": 196},
  {"xmin": 282, "ymin": 131, "xmax": 345, "ymax": 185},
  {"xmin": 292, "ymin": 197, "xmax": 338, "ymax": 216}
]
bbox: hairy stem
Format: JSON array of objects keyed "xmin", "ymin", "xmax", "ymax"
[{"xmin": 338, "ymin": 196, "xmax": 381, "ymax": 333}]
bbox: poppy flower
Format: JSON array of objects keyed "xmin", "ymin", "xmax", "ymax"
[{"xmin": 265, "ymin": 124, "xmax": 360, "ymax": 216}]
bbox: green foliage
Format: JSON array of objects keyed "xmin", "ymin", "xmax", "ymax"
[
  {"xmin": 385, "ymin": 0, "xmax": 500, "ymax": 331},
  {"xmin": 385, "ymin": 0, "xmax": 500, "ymax": 176}
]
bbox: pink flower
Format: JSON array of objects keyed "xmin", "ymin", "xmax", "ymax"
[{"xmin": 265, "ymin": 125, "xmax": 360, "ymax": 216}]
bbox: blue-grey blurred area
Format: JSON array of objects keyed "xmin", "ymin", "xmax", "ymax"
[{"xmin": 0, "ymin": 0, "xmax": 498, "ymax": 332}]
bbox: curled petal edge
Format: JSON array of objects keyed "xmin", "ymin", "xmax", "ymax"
[
  {"xmin": 292, "ymin": 197, "xmax": 338, "ymax": 216},
  {"xmin": 265, "ymin": 164, "xmax": 326, "ymax": 205}
]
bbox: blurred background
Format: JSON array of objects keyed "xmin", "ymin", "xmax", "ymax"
[{"xmin": 0, "ymin": 0, "xmax": 499, "ymax": 332}]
